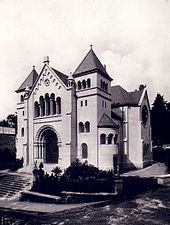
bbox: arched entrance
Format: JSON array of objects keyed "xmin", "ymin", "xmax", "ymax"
[
  {"xmin": 41, "ymin": 129, "xmax": 59, "ymax": 163},
  {"xmin": 34, "ymin": 126, "xmax": 60, "ymax": 164}
]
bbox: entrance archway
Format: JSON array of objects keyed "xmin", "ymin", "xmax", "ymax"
[
  {"xmin": 41, "ymin": 129, "xmax": 59, "ymax": 163},
  {"xmin": 35, "ymin": 126, "xmax": 60, "ymax": 164}
]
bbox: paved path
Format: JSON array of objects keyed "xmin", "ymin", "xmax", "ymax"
[
  {"xmin": 0, "ymin": 198, "xmax": 105, "ymax": 213},
  {"xmin": 122, "ymin": 163, "xmax": 168, "ymax": 178}
]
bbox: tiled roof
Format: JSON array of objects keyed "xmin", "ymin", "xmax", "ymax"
[
  {"xmin": 73, "ymin": 48, "xmax": 113, "ymax": 81},
  {"xmin": 51, "ymin": 68, "xmax": 68, "ymax": 86},
  {"xmin": 16, "ymin": 68, "xmax": 38, "ymax": 93},
  {"xmin": 98, "ymin": 113, "xmax": 119, "ymax": 128},
  {"xmin": 111, "ymin": 85, "xmax": 143, "ymax": 107}
]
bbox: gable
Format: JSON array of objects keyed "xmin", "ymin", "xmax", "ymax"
[{"xmin": 31, "ymin": 64, "xmax": 68, "ymax": 97}]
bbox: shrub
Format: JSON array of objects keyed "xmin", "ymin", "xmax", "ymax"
[{"xmin": 31, "ymin": 160, "xmax": 115, "ymax": 195}]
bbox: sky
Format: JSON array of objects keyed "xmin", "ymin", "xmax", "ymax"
[{"xmin": 0, "ymin": 0, "xmax": 170, "ymax": 120}]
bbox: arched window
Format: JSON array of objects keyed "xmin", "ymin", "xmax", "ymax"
[
  {"xmin": 100, "ymin": 80, "xmax": 103, "ymax": 89},
  {"xmin": 40, "ymin": 96, "xmax": 45, "ymax": 116},
  {"xmin": 100, "ymin": 133, "xmax": 106, "ymax": 144},
  {"xmin": 56, "ymin": 97, "xmax": 61, "ymax": 114},
  {"xmin": 50, "ymin": 93, "xmax": 56, "ymax": 115},
  {"xmin": 105, "ymin": 83, "xmax": 108, "ymax": 92},
  {"xmin": 82, "ymin": 143, "xmax": 88, "ymax": 159},
  {"xmin": 82, "ymin": 80, "xmax": 86, "ymax": 89},
  {"xmin": 114, "ymin": 134, "xmax": 118, "ymax": 144},
  {"xmin": 21, "ymin": 128, "xmax": 24, "ymax": 137},
  {"xmin": 85, "ymin": 121, "xmax": 90, "ymax": 132},
  {"xmin": 34, "ymin": 101, "xmax": 39, "ymax": 117},
  {"xmin": 108, "ymin": 134, "xmax": 113, "ymax": 144},
  {"xmin": 79, "ymin": 122, "xmax": 84, "ymax": 133},
  {"xmin": 20, "ymin": 95, "xmax": 24, "ymax": 102},
  {"xmin": 77, "ymin": 81, "xmax": 81, "ymax": 90},
  {"xmin": 103, "ymin": 81, "xmax": 106, "ymax": 90},
  {"xmin": 87, "ymin": 79, "xmax": 91, "ymax": 88},
  {"xmin": 45, "ymin": 93, "xmax": 50, "ymax": 116}
]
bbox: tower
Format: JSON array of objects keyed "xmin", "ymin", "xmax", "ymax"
[{"xmin": 73, "ymin": 46, "xmax": 113, "ymax": 167}]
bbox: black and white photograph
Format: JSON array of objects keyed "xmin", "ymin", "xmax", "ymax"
[{"xmin": 0, "ymin": 0, "xmax": 169, "ymax": 224}]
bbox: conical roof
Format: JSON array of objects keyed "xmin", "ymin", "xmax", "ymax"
[
  {"xmin": 16, "ymin": 68, "xmax": 38, "ymax": 93},
  {"xmin": 73, "ymin": 48, "xmax": 112, "ymax": 81}
]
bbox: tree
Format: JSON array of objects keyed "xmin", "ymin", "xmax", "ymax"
[
  {"xmin": 0, "ymin": 114, "xmax": 17, "ymax": 130},
  {"xmin": 151, "ymin": 93, "xmax": 168, "ymax": 145}
]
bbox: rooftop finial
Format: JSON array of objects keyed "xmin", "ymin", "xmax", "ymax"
[
  {"xmin": 90, "ymin": 44, "xmax": 93, "ymax": 50},
  {"xmin": 33, "ymin": 65, "xmax": 35, "ymax": 70},
  {"xmin": 43, "ymin": 56, "xmax": 50, "ymax": 64}
]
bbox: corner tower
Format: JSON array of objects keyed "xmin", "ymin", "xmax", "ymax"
[{"xmin": 73, "ymin": 46, "xmax": 113, "ymax": 167}]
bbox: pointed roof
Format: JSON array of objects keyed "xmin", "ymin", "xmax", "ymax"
[
  {"xmin": 98, "ymin": 113, "xmax": 119, "ymax": 128},
  {"xmin": 51, "ymin": 68, "xmax": 68, "ymax": 86},
  {"xmin": 16, "ymin": 68, "xmax": 38, "ymax": 93},
  {"xmin": 73, "ymin": 47, "xmax": 113, "ymax": 81},
  {"xmin": 111, "ymin": 85, "xmax": 144, "ymax": 107}
]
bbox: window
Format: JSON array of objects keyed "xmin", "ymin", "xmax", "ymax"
[
  {"xmin": 45, "ymin": 93, "xmax": 50, "ymax": 116},
  {"xmin": 50, "ymin": 93, "xmax": 56, "ymax": 115},
  {"xmin": 82, "ymin": 143, "xmax": 88, "ymax": 159},
  {"xmin": 79, "ymin": 122, "xmax": 84, "ymax": 133},
  {"xmin": 21, "ymin": 128, "xmax": 24, "ymax": 137},
  {"xmin": 85, "ymin": 121, "xmax": 90, "ymax": 132},
  {"xmin": 108, "ymin": 134, "xmax": 113, "ymax": 144},
  {"xmin": 100, "ymin": 133, "xmax": 106, "ymax": 144},
  {"xmin": 20, "ymin": 95, "xmax": 24, "ymax": 103},
  {"xmin": 56, "ymin": 97, "xmax": 61, "ymax": 114},
  {"xmin": 114, "ymin": 134, "xmax": 118, "ymax": 144},
  {"xmin": 81, "ymin": 101, "xmax": 83, "ymax": 107},
  {"xmin": 105, "ymin": 101, "xmax": 106, "ymax": 108},
  {"xmin": 40, "ymin": 96, "xmax": 45, "ymax": 116},
  {"xmin": 100, "ymin": 80, "xmax": 103, "ymax": 89},
  {"xmin": 23, "ymin": 111, "xmax": 24, "ymax": 116},
  {"xmin": 85, "ymin": 100, "xmax": 87, "ymax": 106},
  {"xmin": 105, "ymin": 83, "xmax": 108, "ymax": 92},
  {"xmin": 82, "ymin": 80, "xmax": 86, "ymax": 89},
  {"xmin": 34, "ymin": 101, "xmax": 39, "ymax": 117},
  {"xmin": 87, "ymin": 79, "xmax": 91, "ymax": 88},
  {"xmin": 77, "ymin": 81, "xmax": 81, "ymax": 90}
]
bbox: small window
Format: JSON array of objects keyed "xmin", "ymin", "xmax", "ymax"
[
  {"xmin": 82, "ymin": 143, "xmax": 88, "ymax": 159},
  {"xmin": 114, "ymin": 134, "xmax": 118, "ymax": 144},
  {"xmin": 20, "ymin": 95, "xmax": 24, "ymax": 102},
  {"xmin": 100, "ymin": 80, "xmax": 103, "ymax": 89},
  {"xmin": 21, "ymin": 128, "xmax": 24, "ymax": 137},
  {"xmin": 87, "ymin": 79, "xmax": 91, "ymax": 88},
  {"xmin": 81, "ymin": 101, "xmax": 83, "ymax": 107},
  {"xmin": 77, "ymin": 81, "xmax": 81, "ymax": 90},
  {"xmin": 85, "ymin": 100, "xmax": 87, "ymax": 106},
  {"xmin": 108, "ymin": 134, "xmax": 113, "ymax": 144},
  {"xmin": 79, "ymin": 122, "xmax": 84, "ymax": 133},
  {"xmin": 85, "ymin": 121, "xmax": 90, "ymax": 132},
  {"xmin": 82, "ymin": 80, "xmax": 86, "ymax": 89},
  {"xmin": 23, "ymin": 111, "xmax": 24, "ymax": 116},
  {"xmin": 100, "ymin": 133, "xmax": 106, "ymax": 144},
  {"xmin": 105, "ymin": 83, "xmax": 108, "ymax": 92},
  {"xmin": 105, "ymin": 101, "xmax": 106, "ymax": 108}
]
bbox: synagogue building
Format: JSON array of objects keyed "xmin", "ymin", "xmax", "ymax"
[{"xmin": 16, "ymin": 47, "xmax": 152, "ymax": 172}]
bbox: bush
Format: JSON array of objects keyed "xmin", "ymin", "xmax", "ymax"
[{"xmin": 31, "ymin": 160, "xmax": 115, "ymax": 195}]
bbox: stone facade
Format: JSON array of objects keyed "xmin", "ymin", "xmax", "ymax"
[{"xmin": 16, "ymin": 48, "xmax": 152, "ymax": 172}]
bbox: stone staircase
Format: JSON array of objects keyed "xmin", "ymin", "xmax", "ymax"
[{"xmin": 0, "ymin": 172, "xmax": 32, "ymax": 199}]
